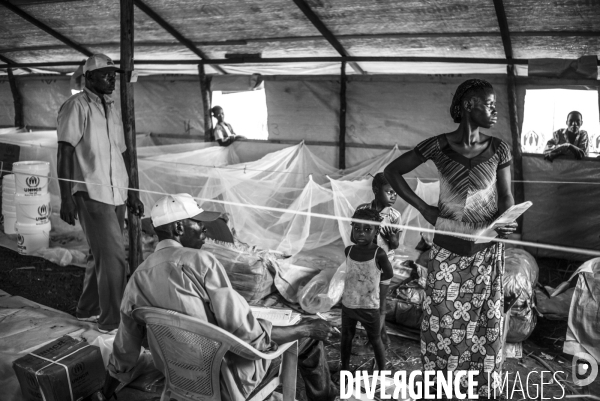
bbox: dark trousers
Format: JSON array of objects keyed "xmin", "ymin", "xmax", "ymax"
[
  {"xmin": 74, "ymin": 192, "xmax": 127, "ymax": 331},
  {"xmin": 246, "ymin": 338, "xmax": 336, "ymax": 401}
]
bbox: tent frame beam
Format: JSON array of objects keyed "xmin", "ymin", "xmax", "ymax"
[
  {"xmin": 198, "ymin": 64, "xmax": 213, "ymax": 142},
  {"xmin": 492, "ymin": 0, "xmax": 514, "ymax": 59},
  {"xmin": 339, "ymin": 61, "xmax": 347, "ymax": 169},
  {"xmin": 133, "ymin": 0, "xmax": 226, "ymax": 75},
  {"xmin": 0, "ymin": 1, "xmax": 92, "ymax": 57},
  {"xmin": 7, "ymin": 68, "xmax": 24, "ymax": 128},
  {"xmin": 2, "ymin": 30, "xmax": 599, "ymax": 54},
  {"xmin": 120, "ymin": 0, "xmax": 143, "ymax": 273},
  {"xmin": 0, "ymin": 56, "xmax": 539, "ymax": 69},
  {"xmin": 291, "ymin": 0, "xmax": 364, "ymax": 75}
]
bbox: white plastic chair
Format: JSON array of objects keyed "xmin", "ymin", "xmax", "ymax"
[{"xmin": 132, "ymin": 307, "xmax": 298, "ymax": 401}]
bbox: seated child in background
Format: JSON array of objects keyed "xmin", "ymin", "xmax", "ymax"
[
  {"xmin": 355, "ymin": 172, "xmax": 401, "ymax": 346},
  {"xmin": 355, "ymin": 173, "xmax": 402, "ymax": 259},
  {"xmin": 341, "ymin": 208, "xmax": 394, "ymax": 373}
]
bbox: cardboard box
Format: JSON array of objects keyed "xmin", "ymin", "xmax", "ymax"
[{"xmin": 13, "ymin": 335, "xmax": 105, "ymax": 401}]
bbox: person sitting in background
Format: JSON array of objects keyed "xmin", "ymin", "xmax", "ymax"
[
  {"xmin": 544, "ymin": 111, "xmax": 589, "ymax": 161},
  {"xmin": 212, "ymin": 105, "xmax": 245, "ymax": 147},
  {"xmin": 96, "ymin": 193, "xmax": 338, "ymax": 401}
]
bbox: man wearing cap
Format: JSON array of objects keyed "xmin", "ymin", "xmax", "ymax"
[
  {"xmin": 57, "ymin": 54, "xmax": 144, "ymax": 333},
  {"xmin": 96, "ymin": 193, "xmax": 338, "ymax": 401}
]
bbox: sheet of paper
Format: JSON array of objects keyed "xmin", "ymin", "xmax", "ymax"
[
  {"xmin": 474, "ymin": 201, "xmax": 533, "ymax": 244},
  {"xmin": 250, "ymin": 306, "xmax": 294, "ymax": 326}
]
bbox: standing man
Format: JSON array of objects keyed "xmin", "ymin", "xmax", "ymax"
[
  {"xmin": 544, "ymin": 111, "xmax": 589, "ymax": 161},
  {"xmin": 57, "ymin": 54, "xmax": 144, "ymax": 333}
]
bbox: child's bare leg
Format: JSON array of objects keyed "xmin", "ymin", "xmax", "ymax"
[
  {"xmin": 380, "ymin": 314, "xmax": 390, "ymax": 346},
  {"xmin": 341, "ymin": 323, "xmax": 356, "ymax": 371},
  {"xmin": 367, "ymin": 332, "xmax": 386, "ymax": 371}
]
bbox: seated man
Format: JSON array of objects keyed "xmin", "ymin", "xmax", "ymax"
[
  {"xmin": 212, "ymin": 105, "xmax": 245, "ymax": 147},
  {"xmin": 544, "ymin": 111, "xmax": 589, "ymax": 161},
  {"xmin": 95, "ymin": 193, "xmax": 337, "ymax": 401}
]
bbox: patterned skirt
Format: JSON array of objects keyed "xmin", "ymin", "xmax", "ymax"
[{"xmin": 420, "ymin": 243, "xmax": 505, "ymax": 399}]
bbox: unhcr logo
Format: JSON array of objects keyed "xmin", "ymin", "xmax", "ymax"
[
  {"xmin": 72, "ymin": 362, "xmax": 85, "ymax": 376},
  {"xmin": 25, "ymin": 176, "xmax": 40, "ymax": 188},
  {"xmin": 38, "ymin": 204, "xmax": 48, "ymax": 217}
]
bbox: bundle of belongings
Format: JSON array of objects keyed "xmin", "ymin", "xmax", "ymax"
[
  {"xmin": 386, "ymin": 260, "xmax": 428, "ymax": 329},
  {"xmin": 503, "ymin": 248, "xmax": 540, "ymax": 342},
  {"xmin": 561, "ymin": 257, "xmax": 600, "ymax": 363},
  {"xmin": 202, "ymin": 239, "xmax": 283, "ymax": 303}
]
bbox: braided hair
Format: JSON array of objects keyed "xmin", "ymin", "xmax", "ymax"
[
  {"xmin": 371, "ymin": 172, "xmax": 389, "ymax": 193},
  {"xmin": 450, "ymin": 79, "xmax": 494, "ymax": 123}
]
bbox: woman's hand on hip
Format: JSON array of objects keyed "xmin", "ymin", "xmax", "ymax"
[
  {"xmin": 421, "ymin": 205, "xmax": 439, "ymax": 226},
  {"xmin": 494, "ymin": 221, "xmax": 518, "ymax": 239}
]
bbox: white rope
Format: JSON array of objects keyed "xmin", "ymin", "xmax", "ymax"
[{"xmin": 3, "ymin": 168, "xmax": 600, "ymax": 258}]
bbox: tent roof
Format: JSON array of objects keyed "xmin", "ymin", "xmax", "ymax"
[{"xmin": 0, "ymin": 0, "xmax": 599, "ymax": 76}]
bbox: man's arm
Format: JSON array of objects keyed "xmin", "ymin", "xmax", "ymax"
[
  {"xmin": 57, "ymin": 142, "xmax": 78, "ymax": 225},
  {"xmin": 121, "ymin": 151, "xmax": 144, "ymax": 217},
  {"xmin": 544, "ymin": 130, "xmax": 569, "ymax": 160}
]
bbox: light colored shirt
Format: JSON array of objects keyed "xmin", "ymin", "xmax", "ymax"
[
  {"xmin": 107, "ymin": 240, "xmax": 274, "ymax": 401},
  {"xmin": 342, "ymin": 246, "xmax": 383, "ymax": 309},
  {"xmin": 544, "ymin": 128, "xmax": 589, "ymax": 158},
  {"xmin": 57, "ymin": 87, "xmax": 128, "ymax": 205},
  {"xmin": 214, "ymin": 121, "xmax": 236, "ymax": 141}
]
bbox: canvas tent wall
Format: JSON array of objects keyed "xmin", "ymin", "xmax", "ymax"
[{"xmin": 1, "ymin": 70, "xmax": 599, "ymax": 260}]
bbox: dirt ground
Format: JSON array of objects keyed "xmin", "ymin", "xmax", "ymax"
[{"xmin": 1, "ymin": 246, "xmax": 598, "ymax": 400}]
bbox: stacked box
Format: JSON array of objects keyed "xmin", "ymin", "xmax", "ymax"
[{"xmin": 13, "ymin": 335, "xmax": 105, "ymax": 401}]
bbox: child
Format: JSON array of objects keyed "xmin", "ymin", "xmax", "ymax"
[
  {"xmin": 211, "ymin": 106, "xmax": 245, "ymax": 147},
  {"xmin": 341, "ymin": 208, "xmax": 394, "ymax": 373},
  {"xmin": 355, "ymin": 172, "xmax": 402, "ymax": 346},
  {"xmin": 355, "ymin": 172, "xmax": 402, "ymax": 259}
]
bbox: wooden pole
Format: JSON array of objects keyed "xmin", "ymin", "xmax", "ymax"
[
  {"xmin": 199, "ymin": 63, "xmax": 213, "ymax": 142},
  {"xmin": 507, "ymin": 64, "xmax": 525, "ymax": 233},
  {"xmin": 120, "ymin": 0, "xmax": 142, "ymax": 273},
  {"xmin": 7, "ymin": 68, "xmax": 24, "ymax": 128},
  {"xmin": 338, "ymin": 61, "xmax": 347, "ymax": 169}
]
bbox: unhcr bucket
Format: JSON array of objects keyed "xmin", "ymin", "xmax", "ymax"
[
  {"xmin": 2, "ymin": 174, "xmax": 16, "ymax": 188},
  {"xmin": 16, "ymin": 193, "xmax": 51, "ymax": 226},
  {"xmin": 15, "ymin": 221, "xmax": 50, "ymax": 254},
  {"xmin": 13, "ymin": 161, "xmax": 50, "ymax": 197},
  {"xmin": 2, "ymin": 211, "xmax": 17, "ymax": 234}
]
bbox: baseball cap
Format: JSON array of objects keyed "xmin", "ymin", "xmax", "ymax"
[
  {"xmin": 83, "ymin": 54, "xmax": 124, "ymax": 74},
  {"xmin": 151, "ymin": 193, "xmax": 221, "ymax": 227}
]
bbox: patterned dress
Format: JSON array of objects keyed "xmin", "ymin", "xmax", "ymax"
[{"xmin": 414, "ymin": 134, "xmax": 512, "ymax": 398}]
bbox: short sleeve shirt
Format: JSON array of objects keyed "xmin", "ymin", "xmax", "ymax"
[
  {"xmin": 414, "ymin": 134, "xmax": 511, "ymax": 226},
  {"xmin": 57, "ymin": 87, "xmax": 128, "ymax": 205},
  {"xmin": 214, "ymin": 122, "xmax": 236, "ymax": 141}
]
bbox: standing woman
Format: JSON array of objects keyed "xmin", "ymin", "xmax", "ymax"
[{"xmin": 384, "ymin": 79, "xmax": 518, "ymax": 399}]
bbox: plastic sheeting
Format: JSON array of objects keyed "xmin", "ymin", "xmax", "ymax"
[
  {"xmin": 563, "ymin": 258, "xmax": 600, "ymax": 364},
  {"xmin": 504, "ymin": 248, "xmax": 539, "ymax": 343},
  {"xmin": 522, "ymin": 155, "xmax": 600, "ymax": 261}
]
